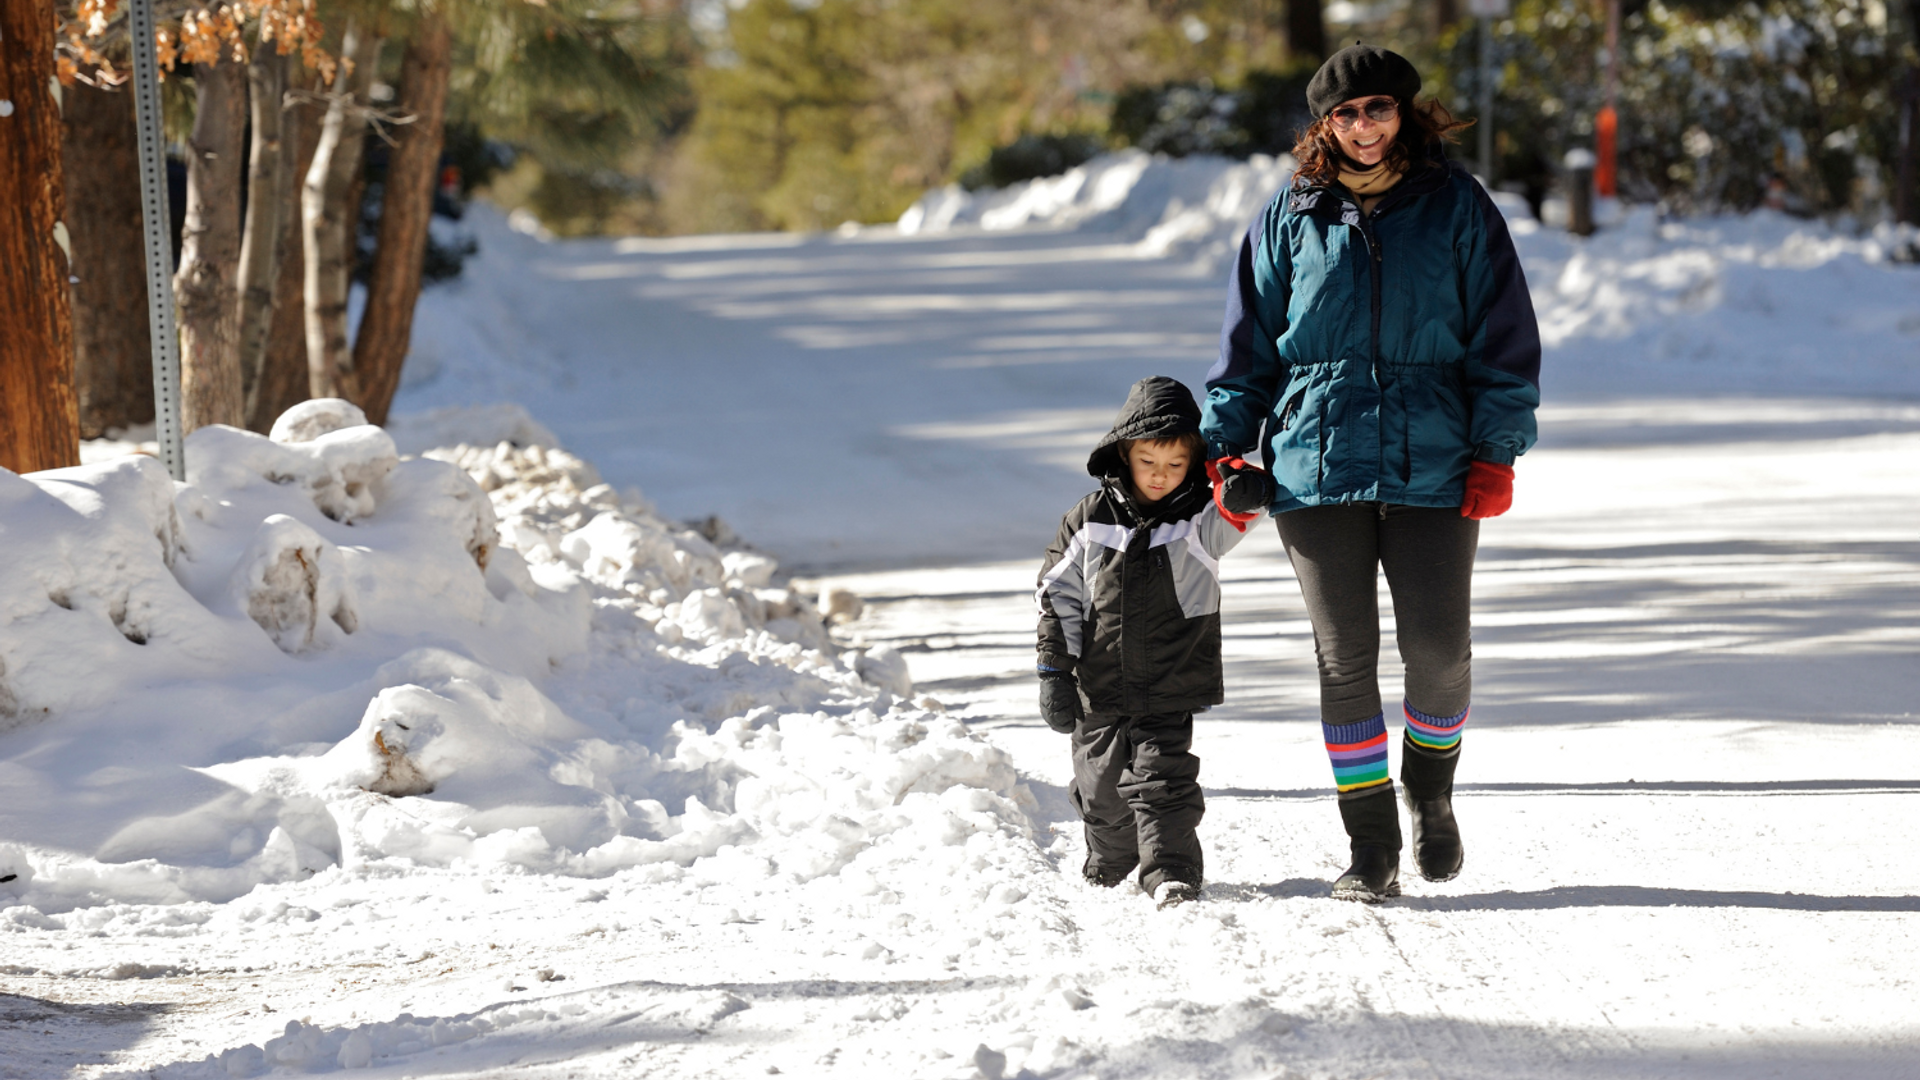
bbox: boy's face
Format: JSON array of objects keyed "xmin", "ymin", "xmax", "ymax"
[{"xmin": 1127, "ymin": 441, "xmax": 1191, "ymax": 503}]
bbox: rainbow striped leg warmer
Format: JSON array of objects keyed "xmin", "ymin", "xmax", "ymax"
[
  {"xmin": 1404, "ymin": 700, "xmax": 1467, "ymax": 752},
  {"xmin": 1324, "ymin": 714, "xmax": 1391, "ymax": 794}
]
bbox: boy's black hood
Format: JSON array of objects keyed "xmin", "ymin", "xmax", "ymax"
[{"xmin": 1087, "ymin": 376, "xmax": 1204, "ymax": 478}]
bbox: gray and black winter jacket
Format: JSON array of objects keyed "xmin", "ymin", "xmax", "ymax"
[{"xmin": 1036, "ymin": 378, "xmax": 1250, "ymax": 716}]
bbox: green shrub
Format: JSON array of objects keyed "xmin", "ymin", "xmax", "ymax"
[
  {"xmin": 959, "ymin": 134, "xmax": 1106, "ymax": 190},
  {"xmin": 1109, "ymin": 68, "xmax": 1315, "ymax": 160}
]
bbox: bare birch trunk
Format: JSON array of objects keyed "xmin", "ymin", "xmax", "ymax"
[
  {"xmin": 353, "ymin": 13, "xmax": 452, "ymax": 426},
  {"xmin": 62, "ymin": 80, "xmax": 155, "ymax": 439},
  {"xmin": 175, "ymin": 60, "xmax": 249, "ymax": 433},
  {"xmin": 250, "ymin": 73, "xmax": 324, "ymax": 432},
  {"xmin": 237, "ymin": 47, "xmax": 291, "ymax": 422},
  {"xmin": 302, "ymin": 22, "xmax": 382, "ymax": 401}
]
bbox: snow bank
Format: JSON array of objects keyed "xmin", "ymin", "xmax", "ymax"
[
  {"xmin": 1513, "ymin": 209, "xmax": 1920, "ymax": 394},
  {"xmin": 898, "ymin": 148, "xmax": 1296, "ymax": 267},
  {"xmin": 0, "ymin": 403, "xmax": 1026, "ymax": 916},
  {"xmin": 903, "ymin": 151, "xmax": 1920, "ymax": 392}
]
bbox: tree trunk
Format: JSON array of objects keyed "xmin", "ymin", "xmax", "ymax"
[
  {"xmin": 1901, "ymin": 70, "xmax": 1919, "ymax": 226},
  {"xmin": 303, "ymin": 22, "xmax": 381, "ymax": 402},
  {"xmin": 62, "ymin": 80, "xmax": 155, "ymax": 439},
  {"xmin": 1433, "ymin": 0, "xmax": 1459, "ymax": 35},
  {"xmin": 1898, "ymin": 0, "xmax": 1920, "ymax": 225},
  {"xmin": 353, "ymin": 14, "xmax": 452, "ymax": 427},
  {"xmin": 1286, "ymin": 0, "xmax": 1328, "ymax": 64},
  {"xmin": 0, "ymin": 0, "xmax": 80, "ymax": 473},
  {"xmin": 174, "ymin": 60, "xmax": 248, "ymax": 433},
  {"xmin": 237, "ymin": 47, "xmax": 291, "ymax": 424},
  {"xmin": 251, "ymin": 70, "xmax": 324, "ymax": 432}
]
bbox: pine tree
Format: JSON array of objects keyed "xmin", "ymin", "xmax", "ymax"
[
  {"xmin": 449, "ymin": 0, "xmax": 692, "ymax": 236},
  {"xmin": 1, "ymin": 0, "xmax": 81, "ymax": 473},
  {"xmin": 237, "ymin": 46, "xmax": 292, "ymax": 426},
  {"xmin": 175, "ymin": 56, "xmax": 248, "ymax": 432},
  {"xmin": 684, "ymin": 0, "xmax": 1185, "ymax": 232},
  {"xmin": 353, "ymin": 9, "xmax": 451, "ymax": 425}
]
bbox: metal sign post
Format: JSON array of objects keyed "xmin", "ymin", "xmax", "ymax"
[
  {"xmin": 127, "ymin": 0, "xmax": 185, "ymax": 481},
  {"xmin": 1467, "ymin": 0, "xmax": 1510, "ymax": 184}
]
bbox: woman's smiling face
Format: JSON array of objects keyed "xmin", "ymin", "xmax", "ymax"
[{"xmin": 1332, "ymin": 95, "xmax": 1402, "ymax": 168}]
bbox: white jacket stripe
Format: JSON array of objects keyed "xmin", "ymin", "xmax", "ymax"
[
  {"xmin": 1036, "ymin": 522, "xmax": 1130, "ymax": 659},
  {"xmin": 1039, "ymin": 505, "xmax": 1249, "ymax": 652}
]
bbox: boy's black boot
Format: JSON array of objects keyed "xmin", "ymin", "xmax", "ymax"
[
  {"xmin": 1082, "ymin": 856, "xmax": 1133, "ymax": 889},
  {"xmin": 1401, "ymin": 738, "xmax": 1463, "ymax": 882},
  {"xmin": 1331, "ymin": 785, "xmax": 1402, "ymax": 903}
]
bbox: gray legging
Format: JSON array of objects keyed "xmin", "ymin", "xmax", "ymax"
[{"xmin": 1275, "ymin": 503, "xmax": 1478, "ymax": 726}]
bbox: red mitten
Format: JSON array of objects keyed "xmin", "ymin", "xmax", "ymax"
[
  {"xmin": 1460, "ymin": 460, "xmax": 1515, "ymax": 519},
  {"xmin": 1206, "ymin": 457, "xmax": 1261, "ymax": 532}
]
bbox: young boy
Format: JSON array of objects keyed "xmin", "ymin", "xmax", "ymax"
[{"xmin": 1035, "ymin": 376, "xmax": 1264, "ymax": 908}]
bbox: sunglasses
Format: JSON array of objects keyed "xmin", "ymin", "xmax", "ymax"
[{"xmin": 1329, "ymin": 97, "xmax": 1399, "ymax": 130}]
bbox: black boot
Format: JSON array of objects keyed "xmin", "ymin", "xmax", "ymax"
[
  {"xmin": 1401, "ymin": 738, "xmax": 1463, "ymax": 882},
  {"xmin": 1082, "ymin": 857, "xmax": 1132, "ymax": 889},
  {"xmin": 1331, "ymin": 785, "xmax": 1402, "ymax": 903}
]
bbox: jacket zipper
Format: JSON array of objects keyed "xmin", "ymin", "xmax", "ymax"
[
  {"xmin": 1318, "ymin": 400, "xmax": 1328, "ymax": 488},
  {"xmin": 1349, "ymin": 198, "xmax": 1389, "ymax": 498},
  {"xmin": 1356, "ymin": 209, "xmax": 1384, "ymax": 383},
  {"xmin": 1111, "ymin": 483, "xmax": 1142, "ymax": 706}
]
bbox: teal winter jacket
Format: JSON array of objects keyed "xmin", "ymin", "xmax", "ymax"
[{"xmin": 1201, "ymin": 152, "xmax": 1541, "ymax": 512}]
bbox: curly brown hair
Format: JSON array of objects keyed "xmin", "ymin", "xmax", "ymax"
[{"xmin": 1290, "ymin": 98, "xmax": 1474, "ymax": 188}]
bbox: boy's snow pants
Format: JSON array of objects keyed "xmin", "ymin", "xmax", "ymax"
[{"xmin": 1070, "ymin": 709, "xmax": 1203, "ymax": 894}]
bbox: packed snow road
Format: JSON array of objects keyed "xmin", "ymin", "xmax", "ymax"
[{"xmin": 6, "ymin": 158, "xmax": 1920, "ymax": 1078}]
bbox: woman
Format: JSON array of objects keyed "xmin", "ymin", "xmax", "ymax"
[{"xmin": 1200, "ymin": 44, "xmax": 1541, "ymax": 902}]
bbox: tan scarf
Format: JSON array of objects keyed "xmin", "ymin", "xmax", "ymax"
[{"xmin": 1338, "ymin": 162, "xmax": 1406, "ymax": 215}]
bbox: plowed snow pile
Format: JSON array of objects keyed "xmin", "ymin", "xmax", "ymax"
[
  {"xmin": 0, "ymin": 400, "xmax": 1026, "ymax": 923},
  {"xmin": 899, "ymin": 148, "xmax": 1296, "ymax": 267}
]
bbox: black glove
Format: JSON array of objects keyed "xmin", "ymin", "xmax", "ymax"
[
  {"xmin": 1214, "ymin": 457, "xmax": 1278, "ymax": 515},
  {"xmin": 1038, "ymin": 670, "xmax": 1084, "ymax": 733}
]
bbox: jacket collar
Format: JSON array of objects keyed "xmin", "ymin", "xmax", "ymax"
[
  {"xmin": 1289, "ymin": 142, "xmax": 1452, "ymax": 218},
  {"xmin": 1102, "ymin": 473, "xmax": 1209, "ymax": 528}
]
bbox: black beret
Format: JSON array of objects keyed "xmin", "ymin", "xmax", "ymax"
[{"xmin": 1306, "ymin": 43, "xmax": 1422, "ymax": 119}]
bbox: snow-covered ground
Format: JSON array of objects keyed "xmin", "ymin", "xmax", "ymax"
[{"xmin": 6, "ymin": 152, "xmax": 1920, "ymax": 1078}]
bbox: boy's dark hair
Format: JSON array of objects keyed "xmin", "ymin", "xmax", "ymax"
[
  {"xmin": 1086, "ymin": 376, "xmax": 1204, "ymax": 478},
  {"xmin": 1121, "ymin": 431, "xmax": 1205, "ymax": 460}
]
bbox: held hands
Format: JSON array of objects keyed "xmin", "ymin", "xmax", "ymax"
[
  {"xmin": 1038, "ymin": 669, "xmax": 1084, "ymax": 733},
  {"xmin": 1460, "ymin": 460, "xmax": 1515, "ymax": 519},
  {"xmin": 1207, "ymin": 457, "xmax": 1277, "ymax": 531}
]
